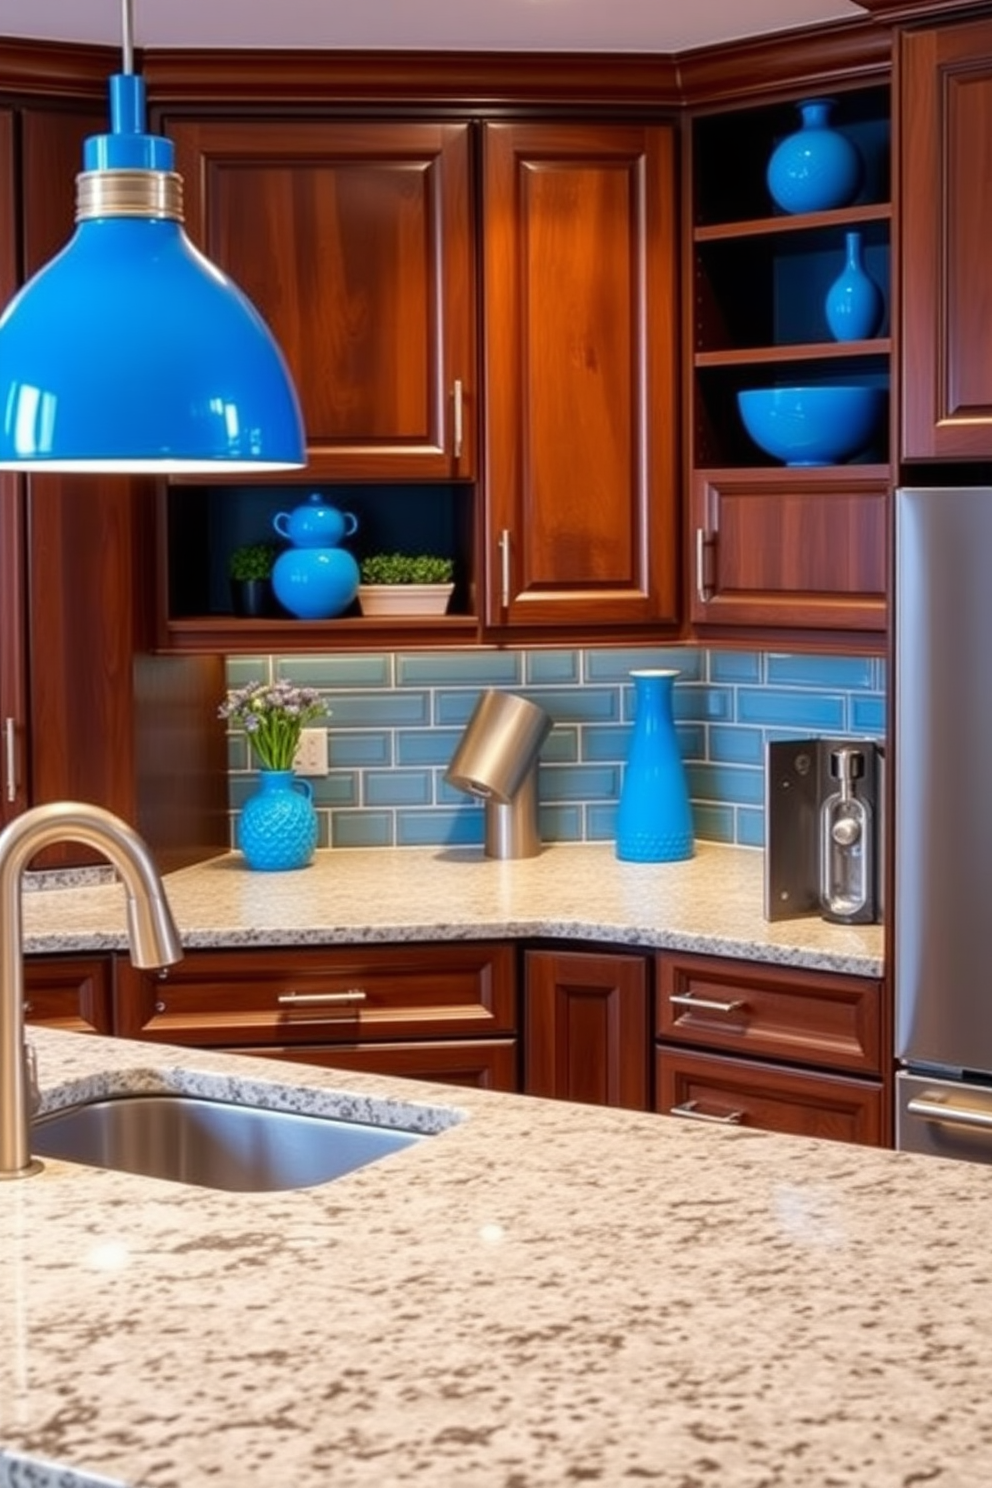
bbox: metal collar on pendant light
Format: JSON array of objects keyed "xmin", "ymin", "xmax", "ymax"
[{"xmin": 0, "ymin": 0, "xmax": 306, "ymax": 473}]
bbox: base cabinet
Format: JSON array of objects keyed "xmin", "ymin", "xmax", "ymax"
[
  {"xmin": 113, "ymin": 942, "xmax": 519, "ymax": 1093},
  {"xmin": 24, "ymin": 956, "xmax": 115, "ymax": 1035},
  {"xmin": 657, "ymin": 1047, "xmax": 885, "ymax": 1146},
  {"xmin": 237, "ymin": 1040, "xmax": 518, "ymax": 1092},
  {"xmin": 524, "ymin": 949, "xmax": 650, "ymax": 1109},
  {"xmin": 654, "ymin": 951, "xmax": 890, "ymax": 1147}
]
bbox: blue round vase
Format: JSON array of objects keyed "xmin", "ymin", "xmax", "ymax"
[
  {"xmin": 271, "ymin": 545, "xmax": 360, "ymax": 620},
  {"xmin": 615, "ymin": 670, "xmax": 694, "ymax": 864},
  {"xmin": 824, "ymin": 231, "xmax": 885, "ymax": 342},
  {"xmin": 766, "ymin": 98, "xmax": 863, "ymax": 215},
  {"xmin": 238, "ymin": 770, "xmax": 318, "ymax": 871}
]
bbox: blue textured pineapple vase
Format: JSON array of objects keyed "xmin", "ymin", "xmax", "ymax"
[{"xmin": 238, "ymin": 769, "xmax": 318, "ymax": 871}]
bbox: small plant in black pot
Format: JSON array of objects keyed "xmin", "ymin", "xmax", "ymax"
[{"xmin": 228, "ymin": 541, "xmax": 281, "ymax": 618}]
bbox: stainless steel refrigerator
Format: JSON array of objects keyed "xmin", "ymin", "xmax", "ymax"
[{"xmin": 895, "ymin": 485, "xmax": 992, "ymax": 1162}]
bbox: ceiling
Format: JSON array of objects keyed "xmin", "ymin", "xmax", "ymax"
[{"xmin": 0, "ymin": 1, "xmax": 869, "ymax": 57}]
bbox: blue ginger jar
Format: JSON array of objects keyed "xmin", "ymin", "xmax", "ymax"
[
  {"xmin": 271, "ymin": 494, "xmax": 360, "ymax": 620},
  {"xmin": 766, "ymin": 98, "xmax": 863, "ymax": 215},
  {"xmin": 238, "ymin": 770, "xmax": 318, "ymax": 871},
  {"xmin": 615, "ymin": 670, "xmax": 694, "ymax": 864},
  {"xmin": 824, "ymin": 231, "xmax": 885, "ymax": 342}
]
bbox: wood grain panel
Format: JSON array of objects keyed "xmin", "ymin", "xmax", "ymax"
[
  {"xmin": 524, "ymin": 949, "xmax": 650, "ymax": 1109},
  {"xmin": 166, "ymin": 118, "xmax": 475, "ymax": 480},
  {"xmin": 900, "ymin": 20, "xmax": 992, "ymax": 459},
  {"xmin": 483, "ymin": 121, "xmax": 679, "ymax": 630}
]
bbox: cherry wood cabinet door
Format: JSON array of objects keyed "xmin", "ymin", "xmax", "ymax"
[
  {"xmin": 236, "ymin": 1039, "xmax": 519, "ymax": 1093},
  {"xmin": 482, "ymin": 122, "xmax": 679, "ymax": 632},
  {"xmin": 165, "ymin": 118, "xmax": 476, "ymax": 481},
  {"xmin": 656, "ymin": 951, "xmax": 886, "ymax": 1076},
  {"xmin": 900, "ymin": 19, "xmax": 992, "ymax": 460},
  {"xmin": 24, "ymin": 956, "xmax": 115, "ymax": 1035},
  {"xmin": 656, "ymin": 1047, "xmax": 887, "ymax": 1147},
  {"xmin": 524, "ymin": 948, "xmax": 650, "ymax": 1109},
  {"xmin": 690, "ymin": 468, "xmax": 889, "ymax": 636},
  {"xmin": 114, "ymin": 942, "xmax": 517, "ymax": 1046}
]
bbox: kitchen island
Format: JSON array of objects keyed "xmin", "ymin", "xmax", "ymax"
[{"xmin": 2, "ymin": 1023, "xmax": 989, "ymax": 1488}]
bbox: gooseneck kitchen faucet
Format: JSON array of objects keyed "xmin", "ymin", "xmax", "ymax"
[{"xmin": 0, "ymin": 801, "xmax": 183, "ymax": 1178}]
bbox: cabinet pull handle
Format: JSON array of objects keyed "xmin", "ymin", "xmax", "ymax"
[
  {"xmin": 4, "ymin": 717, "xmax": 16, "ymax": 803},
  {"xmin": 669, "ymin": 993, "xmax": 746, "ymax": 1014},
  {"xmin": 906, "ymin": 1095, "xmax": 992, "ymax": 1133},
  {"xmin": 695, "ymin": 528, "xmax": 713, "ymax": 604},
  {"xmin": 499, "ymin": 529, "xmax": 511, "ymax": 609},
  {"xmin": 276, "ymin": 989, "xmax": 367, "ymax": 1008},
  {"xmin": 669, "ymin": 1099, "xmax": 744, "ymax": 1125},
  {"xmin": 452, "ymin": 378, "xmax": 464, "ymax": 460}
]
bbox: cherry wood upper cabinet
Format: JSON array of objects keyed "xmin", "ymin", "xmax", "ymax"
[
  {"xmin": 165, "ymin": 118, "xmax": 476, "ymax": 481},
  {"xmin": 900, "ymin": 18, "xmax": 992, "ymax": 460},
  {"xmin": 482, "ymin": 122, "xmax": 679, "ymax": 633}
]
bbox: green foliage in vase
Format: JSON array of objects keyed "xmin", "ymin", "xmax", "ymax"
[
  {"xmin": 218, "ymin": 679, "xmax": 326, "ymax": 771},
  {"xmin": 228, "ymin": 541, "xmax": 281, "ymax": 582},
  {"xmin": 359, "ymin": 552, "xmax": 454, "ymax": 586}
]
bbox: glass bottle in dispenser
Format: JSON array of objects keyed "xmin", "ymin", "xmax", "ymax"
[{"xmin": 819, "ymin": 745, "xmax": 874, "ymax": 923}]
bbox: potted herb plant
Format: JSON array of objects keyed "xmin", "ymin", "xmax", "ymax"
[
  {"xmin": 228, "ymin": 541, "xmax": 281, "ymax": 618},
  {"xmin": 357, "ymin": 552, "xmax": 455, "ymax": 616}
]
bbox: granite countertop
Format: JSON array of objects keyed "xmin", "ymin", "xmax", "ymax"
[
  {"xmin": 2, "ymin": 1025, "xmax": 990, "ymax": 1488},
  {"xmin": 22, "ymin": 841, "xmax": 884, "ymax": 976}
]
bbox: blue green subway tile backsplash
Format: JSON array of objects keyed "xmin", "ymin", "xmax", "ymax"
[{"xmin": 222, "ymin": 648, "xmax": 886, "ymax": 851}]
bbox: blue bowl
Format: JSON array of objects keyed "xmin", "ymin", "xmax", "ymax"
[{"xmin": 737, "ymin": 385, "xmax": 885, "ymax": 466}]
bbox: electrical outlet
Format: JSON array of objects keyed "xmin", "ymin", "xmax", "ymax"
[{"xmin": 293, "ymin": 727, "xmax": 329, "ymax": 777}]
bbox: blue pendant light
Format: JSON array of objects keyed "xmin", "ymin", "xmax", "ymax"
[{"xmin": 0, "ymin": 1, "xmax": 305, "ymax": 473}]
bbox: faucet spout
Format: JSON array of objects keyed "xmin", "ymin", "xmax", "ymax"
[{"xmin": 0, "ymin": 801, "xmax": 183, "ymax": 1178}]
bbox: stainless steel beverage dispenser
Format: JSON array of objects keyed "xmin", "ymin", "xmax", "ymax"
[{"xmin": 764, "ymin": 737, "xmax": 883, "ymax": 924}]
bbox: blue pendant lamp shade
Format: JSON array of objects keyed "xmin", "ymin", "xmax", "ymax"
[{"xmin": 0, "ymin": 73, "xmax": 305, "ymax": 472}]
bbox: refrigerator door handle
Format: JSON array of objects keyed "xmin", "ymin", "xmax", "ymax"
[{"xmin": 906, "ymin": 1095, "xmax": 992, "ymax": 1132}]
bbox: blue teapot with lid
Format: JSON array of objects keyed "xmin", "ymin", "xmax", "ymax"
[{"xmin": 273, "ymin": 493, "xmax": 358, "ymax": 549}]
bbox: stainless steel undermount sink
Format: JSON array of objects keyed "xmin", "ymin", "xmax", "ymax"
[{"xmin": 31, "ymin": 1094, "xmax": 428, "ymax": 1192}]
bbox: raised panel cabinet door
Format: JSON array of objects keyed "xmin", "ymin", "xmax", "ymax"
[
  {"xmin": 900, "ymin": 20, "xmax": 992, "ymax": 460},
  {"xmin": 166, "ymin": 118, "xmax": 476, "ymax": 480},
  {"xmin": 524, "ymin": 949, "xmax": 650, "ymax": 1109},
  {"xmin": 24, "ymin": 956, "xmax": 115, "ymax": 1034},
  {"xmin": 483, "ymin": 122, "xmax": 679, "ymax": 630},
  {"xmin": 690, "ymin": 469, "xmax": 889, "ymax": 635},
  {"xmin": 656, "ymin": 1048, "xmax": 887, "ymax": 1147},
  {"xmin": 114, "ymin": 943, "xmax": 517, "ymax": 1045},
  {"xmin": 656, "ymin": 951, "xmax": 886, "ymax": 1076}
]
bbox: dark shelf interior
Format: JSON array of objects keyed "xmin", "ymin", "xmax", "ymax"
[
  {"xmin": 693, "ymin": 220, "xmax": 891, "ymax": 354},
  {"xmin": 166, "ymin": 481, "xmax": 475, "ymax": 621},
  {"xmin": 693, "ymin": 87, "xmax": 891, "ymax": 230}
]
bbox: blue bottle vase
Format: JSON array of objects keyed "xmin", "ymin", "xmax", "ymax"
[
  {"xmin": 766, "ymin": 97, "xmax": 863, "ymax": 215},
  {"xmin": 615, "ymin": 670, "xmax": 694, "ymax": 864},
  {"xmin": 824, "ymin": 231, "xmax": 884, "ymax": 342},
  {"xmin": 238, "ymin": 770, "xmax": 318, "ymax": 871}
]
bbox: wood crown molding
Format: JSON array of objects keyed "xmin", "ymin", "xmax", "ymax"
[
  {"xmin": 856, "ymin": 0, "xmax": 992, "ymax": 21},
  {"xmin": 0, "ymin": 36, "xmax": 114, "ymax": 98},
  {"xmin": 139, "ymin": 49, "xmax": 684, "ymax": 110},
  {"xmin": 0, "ymin": 18, "xmax": 891, "ymax": 115}
]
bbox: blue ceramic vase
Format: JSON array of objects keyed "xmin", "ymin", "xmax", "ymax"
[
  {"xmin": 824, "ymin": 231, "xmax": 884, "ymax": 342},
  {"xmin": 615, "ymin": 670, "xmax": 694, "ymax": 864},
  {"xmin": 238, "ymin": 769, "xmax": 318, "ymax": 871},
  {"xmin": 766, "ymin": 98, "xmax": 863, "ymax": 215},
  {"xmin": 272, "ymin": 546, "xmax": 360, "ymax": 620}
]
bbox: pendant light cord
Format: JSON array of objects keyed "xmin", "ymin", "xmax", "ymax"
[{"xmin": 120, "ymin": 0, "xmax": 135, "ymax": 74}]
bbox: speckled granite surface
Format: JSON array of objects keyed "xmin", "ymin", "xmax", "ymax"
[
  {"xmin": 21, "ymin": 842, "xmax": 883, "ymax": 976},
  {"xmin": 2, "ymin": 1027, "xmax": 990, "ymax": 1488}
]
